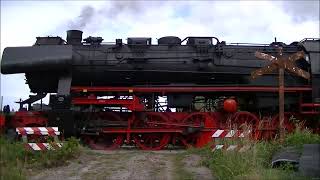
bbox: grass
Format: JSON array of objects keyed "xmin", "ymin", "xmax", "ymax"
[
  {"xmin": 172, "ymin": 154, "xmax": 195, "ymax": 180},
  {"xmin": 0, "ymin": 136, "xmax": 81, "ymax": 180},
  {"xmin": 189, "ymin": 128, "xmax": 320, "ymax": 180},
  {"xmin": 284, "ymin": 128, "xmax": 320, "ymax": 150},
  {"xmin": 1, "ymin": 125, "xmax": 319, "ymax": 180}
]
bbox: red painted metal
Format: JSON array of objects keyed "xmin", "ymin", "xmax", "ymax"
[
  {"xmin": 134, "ymin": 133, "xmax": 171, "ymax": 150},
  {"xmin": 81, "ymin": 110, "xmax": 286, "ymax": 149},
  {"xmin": 0, "ymin": 114, "xmax": 5, "ymax": 134},
  {"xmin": 71, "ymin": 86, "xmax": 312, "ymax": 93},
  {"xmin": 232, "ymin": 112, "xmax": 260, "ymax": 127},
  {"xmin": 72, "ymin": 95, "xmax": 145, "ymax": 111},
  {"xmin": 300, "ymin": 103, "xmax": 320, "ymax": 115},
  {"xmin": 100, "ymin": 128, "xmax": 183, "ymax": 133},
  {"xmin": 132, "ymin": 112, "xmax": 172, "ymax": 150},
  {"xmin": 84, "ymin": 134, "xmax": 124, "ymax": 150},
  {"xmin": 223, "ymin": 99, "xmax": 237, "ymax": 113},
  {"xmin": 11, "ymin": 111, "xmax": 47, "ymax": 127},
  {"xmin": 146, "ymin": 121, "xmax": 202, "ymax": 128},
  {"xmin": 230, "ymin": 111, "xmax": 260, "ymax": 140},
  {"xmin": 300, "ymin": 112, "xmax": 320, "ymax": 115},
  {"xmin": 68, "ymin": 85, "xmax": 316, "ymax": 150},
  {"xmin": 256, "ymin": 116, "xmax": 277, "ymax": 140},
  {"xmin": 271, "ymin": 113, "xmax": 297, "ymax": 134},
  {"xmin": 301, "ymin": 103, "xmax": 320, "ymax": 107},
  {"xmin": 179, "ymin": 112, "xmax": 215, "ymax": 148}
]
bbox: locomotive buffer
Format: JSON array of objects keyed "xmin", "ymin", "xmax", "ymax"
[{"xmin": 251, "ymin": 46, "xmax": 310, "ymax": 140}]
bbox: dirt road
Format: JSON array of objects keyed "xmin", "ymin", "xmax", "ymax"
[{"xmin": 27, "ymin": 149, "xmax": 214, "ymax": 180}]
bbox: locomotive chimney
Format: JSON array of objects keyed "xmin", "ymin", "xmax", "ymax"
[{"xmin": 66, "ymin": 30, "xmax": 83, "ymax": 45}]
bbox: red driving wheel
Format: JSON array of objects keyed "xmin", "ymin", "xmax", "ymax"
[
  {"xmin": 83, "ymin": 112, "xmax": 125, "ymax": 150},
  {"xmin": 133, "ymin": 112, "xmax": 171, "ymax": 150},
  {"xmin": 179, "ymin": 113, "xmax": 207, "ymax": 148},
  {"xmin": 85, "ymin": 134, "xmax": 124, "ymax": 150},
  {"xmin": 231, "ymin": 111, "xmax": 260, "ymax": 140},
  {"xmin": 271, "ymin": 113, "xmax": 297, "ymax": 134}
]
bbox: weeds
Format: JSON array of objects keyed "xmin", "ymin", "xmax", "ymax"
[
  {"xmin": 0, "ymin": 136, "xmax": 81, "ymax": 180},
  {"xmin": 284, "ymin": 128, "xmax": 320, "ymax": 150},
  {"xmin": 190, "ymin": 129, "xmax": 320, "ymax": 180}
]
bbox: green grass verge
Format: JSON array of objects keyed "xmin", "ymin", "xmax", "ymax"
[
  {"xmin": 284, "ymin": 128, "xmax": 320, "ymax": 150},
  {"xmin": 0, "ymin": 136, "xmax": 81, "ymax": 180},
  {"xmin": 190, "ymin": 129, "xmax": 320, "ymax": 180}
]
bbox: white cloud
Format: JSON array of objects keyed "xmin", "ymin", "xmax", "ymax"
[{"xmin": 1, "ymin": 0, "xmax": 319, "ymax": 110}]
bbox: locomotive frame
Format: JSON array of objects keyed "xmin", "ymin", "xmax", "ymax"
[
  {"xmin": 1, "ymin": 30, "xmax": 319, "ymax": 150},
  {"xmin": 46, "ymin": 85, "xmax": 318, "ymax": 150}
]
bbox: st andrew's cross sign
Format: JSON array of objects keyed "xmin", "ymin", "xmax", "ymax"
[{"xmin": 251, "ymin": 47, "xmax": 310, "ymax": 139}]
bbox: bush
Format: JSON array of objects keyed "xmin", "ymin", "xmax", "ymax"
[
  {"xmin": 0, "ymin": 136, "xmax": 81, "ymax": 180},
  {"xmin": 284, "ymin": 129, "xmax": 320, "ymax": 149},
  {"xmin": 193, "ymin": 128, "xmax": 320, "ymax": 179},
  {"xmin": 35, "ymin": 137, "xmax": 81, "ymax": 168},
  {"xmin": 0, "ymin": 137, "xmax": 28, "ymax": 180}
]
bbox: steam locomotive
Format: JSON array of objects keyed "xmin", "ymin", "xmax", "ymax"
[{"xmin": 1, "ymin": 30, "xmax": 319, "ymax": 150}]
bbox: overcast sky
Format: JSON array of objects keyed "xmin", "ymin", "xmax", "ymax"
[{"xmin": 0, "ymin": 0, "xmax": 319, "ymax": 110}]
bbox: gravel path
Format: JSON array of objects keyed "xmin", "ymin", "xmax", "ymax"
[{"xmin": 27, "ymin": 149, "xmax": 214, "ymax": 180}]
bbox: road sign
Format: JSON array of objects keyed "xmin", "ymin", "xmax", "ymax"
[{"xmin": 251, "ymin": 47, "xmax": 310, "ymax": 140}]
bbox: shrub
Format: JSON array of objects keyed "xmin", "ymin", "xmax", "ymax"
[
  {"xmin": 0, "ymin": 136, "xmax": 81, "ymax": 179},
  {"xmin": 284, "ymin": 129, "xmax": 320, "ymax": 149},
  {"xmin": 193, "ymin": 128, "xmax": 320, "ymax": 179}
]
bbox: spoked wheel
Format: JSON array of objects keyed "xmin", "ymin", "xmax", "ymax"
[
  {"xmin": 85, "ymin": 134, "xmax": 124, "ymax": 150},
  {"xmin": 257, "ymin": 116, "xmax": 278, "ymax": 140},
  {"xmin": 179, "ymin": 113, "xmax": 206, "ymax": 148},
  {"xmin": 231, "ymin": 111, "xmax": 260, "ymax": 139},
  {"xmin": 83, "ymin": 112, "xmax": 126, "ymax": 150},
  {"xmin": 271, "ymin": 113, "xmax": 297, "ymax": 134},
  {"xmin": 134, "ymin": 133, "xmax": 170, "ymax": 150},
  {"xmin": 133, "ymin": 112, "xmax": 171, "ymax": 150}
]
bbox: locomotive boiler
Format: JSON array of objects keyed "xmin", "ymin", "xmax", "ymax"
[{"xmin": 1, "ymin": 30, "xmax": 319, "ymax": 150}]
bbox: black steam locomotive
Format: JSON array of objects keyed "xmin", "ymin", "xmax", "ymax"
[{"xmin": 1, "ymin": 30, "xmax": 319, "ymax": 144}]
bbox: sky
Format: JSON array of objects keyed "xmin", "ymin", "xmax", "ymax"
[{"xmin": 0, "ymin": 0, "xmax": 319, "ymax": 110}]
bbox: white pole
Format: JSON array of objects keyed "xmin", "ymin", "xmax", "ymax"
[
  {"xmin": 0, "ymin": 96, "xmax": 2, "ymax": 112},
  {"xmin": 0, "ymin": 72, "xmax": 2, "ymax": 111}
]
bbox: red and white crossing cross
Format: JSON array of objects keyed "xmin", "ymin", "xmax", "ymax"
[
  {"xmin": 251, "ymin": 47, "xmax": 310, "ymax": 80},
  {"xmin": 251, "ymin": 46, "xmax": 310, "ymax": 140}
]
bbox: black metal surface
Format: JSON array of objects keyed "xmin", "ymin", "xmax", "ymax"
[
  {"xmin": 1, "ymin": 31, "xmax": 319, "ymax": 102},
  {"xmin": 301, "ymin": 39, "xmax": 320, "ymax": 103},
  {"xmin": 271, "ymin": 146, "xmax": 300, "ymax": 169},
  {"xmin": 158, "ymin": 36, "xmax": 181, "ymax": 45},
  {"xmin": 1, "ymin": 45, "xmax": 73, "ymax": 74},
  {"xmin": 66, "ymin": 30, "xmax": 83, "ymax": 45},
  {"xmin": 299, "ymin": 144, "xmax": 320, "ymax": 178},
  {"xmin": 16, "ymin": 93, "xmax": 47, "ymax": 105}
]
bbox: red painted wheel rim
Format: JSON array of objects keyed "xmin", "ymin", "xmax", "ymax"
[
  {"xmin": 134, "ymin": 133, "xmax": 170, "ymax": 150},
  {"xmin": 84, "ymin": 112, "xmax": 125, "ymax": 150},
  {"xmin": 232, "ymin": 111, "xmax": 260, "ymax": 139},
  {"xmin": 180, "ymin": 113, "xmax": 206, "ymax": 148},
  {"xmin": 232, "ymin": 112, "xmax": 259, "ymax": 128},
  {"xmin": 133, "ymin": 112, "xmax": 171, "ymax": 150},
  {"xmin": 86, "ymin": 134, "xmax": 124, "ymax": 150},
  {"xmin": 272, "ymin": 113, "xmax": 296, "ymax": 133}
]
